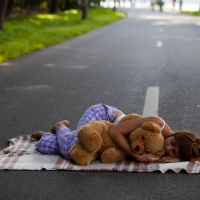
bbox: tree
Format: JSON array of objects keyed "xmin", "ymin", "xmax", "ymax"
[
  {"xmin": 5, "ymin": 0, "xmax": 14, "ymax": 18},
  {"xmin": 113, "ymin": 0, "xmax": 117, "ymax": 11},
  {"xmin": 49, "ymin": 0, "xmax": 58, "ymax": 13},
  {"xmin": 0, "ymin": 0, "xmax": 9, "ymax": 30},
  {"xmin": 80, "ymin": 0, "xmax": 88, "ymax": 20}
]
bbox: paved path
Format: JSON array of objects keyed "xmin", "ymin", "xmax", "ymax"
[{"xmin": 0, "ymin": 8, "xmax": 200, "ymax": 200}]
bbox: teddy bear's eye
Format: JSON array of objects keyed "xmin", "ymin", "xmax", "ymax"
[
  {"xmin": 146, "ymin": 150, "xmax": 149, "ymax": 153},
  {"xmin": 142, "ymin": 136, "xmax": 145, "ymax": 140}
]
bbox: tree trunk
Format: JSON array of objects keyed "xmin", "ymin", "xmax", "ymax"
[
  {"xmin": 80, "ymin": 0, "xmax": 88, "ymax": 20},
  {"xmin": 5, "ymin": 0, "xmax": 13, "ymax": 17},
  {"xmin": 0, "ymin": 0, "xmax": 9, "ymax": 30},
  {"xmin": 49, "ymin": 0, "xmax": 58, "ymax": 13},
  {"xmin": 113, "ymin": 0, "xmax": 117, "ymax": 11},
  {"xmin": 97, "ymin": 0, "xmax": 101, "ymax": 7}
]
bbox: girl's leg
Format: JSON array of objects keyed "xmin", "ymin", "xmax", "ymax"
[
  {"xmin": 76, "ymin": 104, "xmax": 119, "ymax": 131},
  {"xmin": 56, "ymin": 125, "xmax": 78, "ymax": 159},
  {"xmin": 48, "ymin": 107, "xmax": 117, "ymax": 159},
  {"xmin": 35, "ymin": 133, "xmax": 60, "ymax": 154},
  {"xmin": 34, "ymin": 104, "xmax": 124, "ymax": 157},
  {"xmin": 32, "ymin": 120, "xmax": 70, "ymax": 155}
]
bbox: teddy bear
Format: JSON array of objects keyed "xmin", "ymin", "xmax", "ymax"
[
  {"xmin": 128, "ymin": 122, "xmax": 165, "ymax": 156},
  {"xmin": 70, "ymin": 114, "xmax": 165, "ymax": 165}
]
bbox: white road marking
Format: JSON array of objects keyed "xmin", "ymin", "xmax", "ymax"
[
  {"xmin": 142, "ymin": 87, "xmax": 159, "ymax": 116},
  {"xmin": 156, "ymin": 41, "xmax": 163, "ymax": 47}
]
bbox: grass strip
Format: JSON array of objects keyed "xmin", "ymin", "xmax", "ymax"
[
  {"xmin": 183, "ymin": 10, "xmax": 200, "ymax": 16},
  {"xmin": 0, "ymin": 7, "xmax": 126, "ymax": 63}
]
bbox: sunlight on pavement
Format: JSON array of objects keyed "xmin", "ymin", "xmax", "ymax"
[
  {"xmin": 43, "ymin": 63, "xmax": 56, "ymax": 67},
  {"xmin": 153, "ymin": 21, "xmax": 168, "ymax": 25},
  {"xmin": 0, "ymin": 62, "xmax": 19, "ymax": 67},
  {"xmin": 42, "ymin": 64, "xmax": 89, "ymax": 69},
  {"xmin": 54, "ymin": 45, "xmax": 71, "ymax": 49},
  {"xmin": 4, "ymin": 85, "xmax": 51, "ymax": 91},
  {"xmin": 158, "ymin": 35, "xmax": 200, "ymax": 42},
  {"xmin": 68, "ymin": 65, "xmax": 89, "ymax": 69},
  {"xmin": 137, "ymin": 14, "xmax": 200, "ymax": 26}
]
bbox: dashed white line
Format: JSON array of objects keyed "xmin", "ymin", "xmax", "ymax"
[
  {"xmin": 156, "ymin": 41, "xmax": 163, "ymax": 47},
  {"xmin": 142, "ymin": 87, "xmax": 159, "ymax": 117}
]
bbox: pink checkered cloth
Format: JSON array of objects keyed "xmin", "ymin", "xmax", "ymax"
[{"xmin": 0, "ymin": 135, "xmax": 199, "ymax": 173}]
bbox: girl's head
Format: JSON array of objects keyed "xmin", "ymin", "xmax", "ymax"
[{"xmin": 164, "ymin": 130, "xmax": 200, "ymax": 160}]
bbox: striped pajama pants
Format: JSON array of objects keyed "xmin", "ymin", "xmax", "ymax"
[{"xmin": 36, "ymin": 104, "xmax": 117, "ymax": 160}]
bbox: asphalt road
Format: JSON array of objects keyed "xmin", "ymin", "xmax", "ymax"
[{"xmin": 0, "ymin": 7, "xmax": 200, "ymax": 200}]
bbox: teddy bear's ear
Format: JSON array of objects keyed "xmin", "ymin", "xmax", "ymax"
[
  {"xmin": 141, "ymin": 122, "xmax": 161, "ymax": 133},
  {"xmin": 119, "ymin": 113, "xmax": 141, "ymax": 122}
]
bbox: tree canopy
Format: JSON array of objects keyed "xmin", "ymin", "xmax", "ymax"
[{"xmin": 0, "ymin": 0, "xmax": 99, "ymax": 30}]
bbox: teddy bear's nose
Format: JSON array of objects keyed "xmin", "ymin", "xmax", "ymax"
[{"xmin": 135, "ymin": 145, "xmax": 140, "ymax": 152}]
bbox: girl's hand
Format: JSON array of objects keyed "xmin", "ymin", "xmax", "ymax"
[
  {"xmin": 157, "ymin": 156, "xmax": 180, "ymax": 163},
  {"xmin": 136, "ymin": 154, "xmax": 160, "ymax": 163}
]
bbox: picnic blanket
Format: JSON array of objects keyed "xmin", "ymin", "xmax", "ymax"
[{"xmin": 0, "ymin": 135, "xmax": 199, "ymax": 173}]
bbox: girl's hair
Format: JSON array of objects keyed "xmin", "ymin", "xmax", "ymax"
[{"xmin": 170, "ymin": 130, "xmax": 200, "ymax": 161}]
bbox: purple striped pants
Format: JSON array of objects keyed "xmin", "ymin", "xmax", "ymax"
[{"xmin": 36, "ymin": 104, "xmax": 117, "ymax": 159}]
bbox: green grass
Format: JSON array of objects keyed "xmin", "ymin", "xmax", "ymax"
[
  {"xmin": 0, "ymin": 7, "xmax": 126, "ymax": 63},
  {"xmin": 183, "ymin": 10, "xmax": 200, "ymax": 16}
]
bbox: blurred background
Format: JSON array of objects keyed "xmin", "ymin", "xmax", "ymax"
[{"xmin": 4, "ymin": 0, "xmax": 200, "ymax": 19}]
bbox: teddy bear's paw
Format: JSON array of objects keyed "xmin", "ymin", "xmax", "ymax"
[
  {"xmin": 70, "ymin": 143, "xmax": 95, "ymax": 165},
  {"xmin": 77, "ymin": 122, "xmax": 103, "ymax": 152},
  {"xmin": 101, "ymin": 148, "xmax": 126, "ymax": 163}
]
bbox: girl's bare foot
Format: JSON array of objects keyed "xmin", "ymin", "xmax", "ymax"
[
  {"xmin": 31, "ymin": 131, "xmax": 45, "ymax": 141},
  {"xmin": 51, "ymin": 120, "xmax": 70, "ymax": 133}
]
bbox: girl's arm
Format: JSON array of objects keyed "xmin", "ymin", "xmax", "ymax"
[
  {"xmin": 108, "ymin": 116, "xmax": 166, "ymax": 162},
  {"xmin": 161, "ymin": 122, "xmax": 174, "ymax": 138}
]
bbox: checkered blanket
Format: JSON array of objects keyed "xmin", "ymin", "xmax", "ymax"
[{"xmin": 0, "ymin": 135, "xmax": 199, "ymax": 173}]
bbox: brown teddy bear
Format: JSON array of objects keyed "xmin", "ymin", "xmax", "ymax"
[
  {"xmin": 70, "ymin": 114, "xmax": 165, "ymax": 165},
  {"xmin": 128, "ymin": 122, "xmax": 165, "ymax": 156}
]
